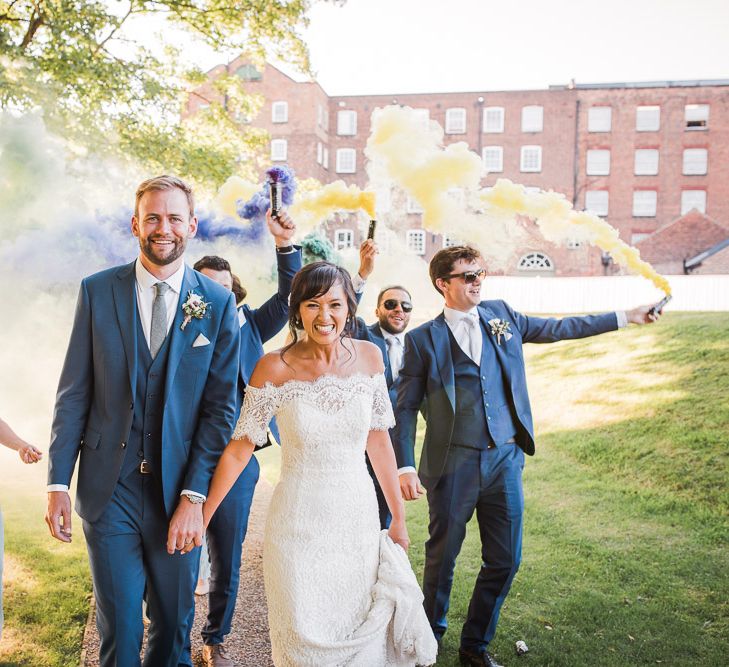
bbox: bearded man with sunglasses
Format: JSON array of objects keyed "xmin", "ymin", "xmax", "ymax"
[
  {"xmin": 392, "ymin": 245, "xmax": 661, "ymax": 667},
  {"xmin": 354, "ymin": 283, "xmax": 414, "ymax": 528}
]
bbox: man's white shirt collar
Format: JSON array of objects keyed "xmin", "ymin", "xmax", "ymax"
[
  {"xmin": 135, "ymin": 257, "xmax": 186, "ymax": 295},
  {"xmin": 443, "ymin": 305, "xmax": 479, "ymax": 328}
]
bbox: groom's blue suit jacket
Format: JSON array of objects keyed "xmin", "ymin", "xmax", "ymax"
[
  {"xmin": 48, "ymin": 261, "xmax": 240, "ymax": 523},
  {"xmin": 391, "ymin": 299, "xmax": 617, "ymax": 483}
]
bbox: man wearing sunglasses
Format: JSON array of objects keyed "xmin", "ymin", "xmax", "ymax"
[
  {"xmin": 352, "ymin": 243, "xmax": 415, "ymax": 528},
  {"xmin": 392, "ymin": 245, "xmax": 661, "ymax": 667}
]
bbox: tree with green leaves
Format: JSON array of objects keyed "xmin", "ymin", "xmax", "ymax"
[{"xmin": 0, "ymin": 1, "xmax": 318, "ymax": 188}]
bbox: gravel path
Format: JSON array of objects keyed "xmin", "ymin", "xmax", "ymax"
[{"xmin": 81, "ymin": 480, "xmax": 274, "ymax": 667}]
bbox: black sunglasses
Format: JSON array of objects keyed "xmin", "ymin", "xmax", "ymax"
[
  {"xmin": 444, "ymin": 269, "xmax": 486, "ymax": 284},
  {"xmin": 382, "ymin": 299, "xmax": 413, "ymax": 313}
]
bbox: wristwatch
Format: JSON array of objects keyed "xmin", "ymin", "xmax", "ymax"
[
  {"xmin": 275, "ymin": 244, "xmax": 294, "ymax": 254},
  {"xmin": 182, "ymin": 492, "xmax": 204, "ymax": 504}
]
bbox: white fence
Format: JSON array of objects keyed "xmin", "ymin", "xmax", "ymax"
[{"xmin": 480, "ymin": 274, "xmax": 729, "ymax": 313}]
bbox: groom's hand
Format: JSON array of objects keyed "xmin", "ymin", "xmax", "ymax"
[
  {"xmin": 46, "ymin": 491, "xmax": 73, "ymax": 543},
  {"xmin": 399, "ymin": 472, "xmax": 424, "ymax": 501},
  {"xmin": 167, "ymin": 496, "xmax": 204, "ymax": 555}
]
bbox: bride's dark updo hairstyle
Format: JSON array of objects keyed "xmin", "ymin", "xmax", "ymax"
[{"xmin": 282, "ymin": 261, "xmax": 359, "ymax": 358}]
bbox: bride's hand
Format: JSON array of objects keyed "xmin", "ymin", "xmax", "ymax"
[{"xmin": 387, "ymin": 519, "xmax": 410, "ymax": 552}]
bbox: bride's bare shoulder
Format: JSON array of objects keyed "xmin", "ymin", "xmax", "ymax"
[
  {"xmin": 349, "ymin": 338, "xmax": 385, "ymax": 376},
  {"xmin": 249, "ymin": 351, "xmax": 295, "ymax": 388}
]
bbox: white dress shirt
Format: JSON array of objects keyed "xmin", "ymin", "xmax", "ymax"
[
  {"xmin": 381, "ymin": 329, "xmax": 405, "ymax": 381},
  {"xmin": 135, "ymin": 259, "xmax": 185, "ymax": 350}
]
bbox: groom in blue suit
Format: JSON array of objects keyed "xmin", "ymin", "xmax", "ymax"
[
  {"xmin": 46, "ymin": 176, "xmax": 240, "ymax": 667},
  {"xmin": 191, "ymin": 210, "xmax": 301, "ymax": 667},
  {"xmin": 392, "ymin": 245, "xmax": 660, "ymax": 667}
]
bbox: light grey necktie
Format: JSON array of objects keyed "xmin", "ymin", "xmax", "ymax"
[
  {"xmin": 457, "ymin": 313, "xmax": 481, "ymax": 364},
  {"xmin": 386, "ymin": 336, "xmax": 404, "ymax": 381},
  {"xmin": 150, "ymin": 281, "xmax": 171, "ymax": 358}
]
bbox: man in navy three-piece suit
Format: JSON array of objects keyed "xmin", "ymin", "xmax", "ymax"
[
  {"xmin": 392, "ymin": 245, "xmax": 661, "ymax": 667},
  {"xmin": 192, "ymin": 211, "xmax": 301, "ymax": 667},
  {"xmin": 45, "ymin": 176, "xmax": 240, "ymax": 667}
]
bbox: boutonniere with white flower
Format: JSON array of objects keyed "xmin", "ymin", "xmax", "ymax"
[
  {"xmin": 181, "ymin": 291, "xmax": 210, "ymax": 330},
  {"xmin": 488, "ymin": 318, "xmax": 512, "ymax": 345}
]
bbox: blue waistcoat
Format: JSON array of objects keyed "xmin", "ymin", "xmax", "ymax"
[
  {"xmin": 447, "ymin": 323, "xmax": 519, "ymax": 448},
  {"xmin": 119, "ymin": 315, "xmax": 171, "ymax": 479}
]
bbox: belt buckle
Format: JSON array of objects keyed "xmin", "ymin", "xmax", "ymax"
[{"xmin": 140, "ymin": 460, "xmax": 152, "ymax": 474}]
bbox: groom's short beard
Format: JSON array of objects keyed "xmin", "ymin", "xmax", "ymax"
[{"xmin": 139, "ymin": 236, "xmax": 186, "ymax": 266}]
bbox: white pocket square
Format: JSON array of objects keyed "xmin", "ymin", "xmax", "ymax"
[{"xmin": 192, "ymin": 333, "xmax": 210, "ymax": 348}]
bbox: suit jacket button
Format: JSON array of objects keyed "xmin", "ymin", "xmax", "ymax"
[
  {"xmin": 121, "ymin": 442, "xmax": 127, "ymax": 448},
  {"xmin": 129, "ymin": 402, "xmax": 134, "ymax": 410}
]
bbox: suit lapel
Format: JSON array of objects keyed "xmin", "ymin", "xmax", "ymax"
[
  {"xmin": 369, "ymin": 324, "xmax": 392, "ymax": 385},
  {"xmin": 164, "ymin": 266, "xmax": 199, "ymax": 405},
  {"xmin": 111, "ymin": 261, "xmax": 138, "ymax": 396},
  {"xmin": 429, "ymin": 313, "xmax": 455, "ymax": 410},
  {"xmin": 478, "ymin": 303, "xmax": 516, "ymax": 383}
]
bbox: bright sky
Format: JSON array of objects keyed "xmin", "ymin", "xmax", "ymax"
[{"xmin": 300, "ymin": 0, "xmax": 729, "ymax": 95}]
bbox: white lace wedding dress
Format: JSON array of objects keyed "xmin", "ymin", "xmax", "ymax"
[{"xmin": 232, "ymin": 373, "xmax": 437, "ymax": 667}]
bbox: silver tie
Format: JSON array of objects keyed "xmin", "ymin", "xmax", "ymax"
[
  {"xmin": 150, "ymin": 281, "xmax": 171, "ymax": 358},
  {"xmin": 386, "ymin": 336, "xmax": 404, "ymax": 381}
]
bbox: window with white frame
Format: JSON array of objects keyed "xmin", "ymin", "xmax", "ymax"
[
  {"xmin": 337, "ymin": 110, "xmax": 357, "ymax": 136},
  {"xmin": 271, "ymin": 101, "xmax": 288, "ymax": 123},
  {"xmin": 316, "ymin": 142, "xmax": 323, "ymax": 165},
  {"xmin": 683, "ymin": 148, "xmax": 708, "ymax": 175},
  {"xmin": 521, "ymin": 105, "xmax": 543, "ymax": 132},
  {"xmin": 585, "ymin": 190, "xmax": 609, "ymax": 217},
  {"xmin": 685, "ymin": 104, "xmax": 709, "ymax": 130},
  {"xmin": 443, "ymin": 234, "xmax": 461, "ymax": 248},
  {"xmin": 335, "ymin": 148, "xmax": 356, "ymax": 173},
  {"xmin": 334, "ymin": 229, "xmax": 353, "ymax": 250},
  {"xmin": 412, "ymin": 108, "xmax": 430, "ymax": 129},
  {"xmin": 445, "ymin": 108, "xmax": 466, "ymax": 134},
  {"xmin": 270, "ymin": 139, "xmax": 287, "ymax": 161},
  {"xmin": 406, "ymin": 229, "xmax": 426, "ymax": 255},
  {"xmin": 524, "ymin": 186, "xmax": 541, "ymax": 194},
  {"xmin": 406, "ymin": 196, "xmax": 424, "ymax": 214},
  {"xmin": 586, "ymin": 149, "xmax": 610, "ymax": 175},
  {"xmin": 322, "ymin": 147, "xmax": 329, "ymax": 170},
  {"xmin": 681, "ymin": 190, "xmax": 707, "ymax": 215},
  {"xmin": 636, "ymin": 105, "xmax": 660, "ymax": 131},
  {"xmin": 632, "ymin": 190, "xmax": 657, "ymax": 217},
  {"xmin": 317, "ymin": 104, "xmax": 325, "ymax": 127},
  {"xmin": 588, "ymin": 106, "xmax": 612, "ymax": 132},
  {"xmin": 518, "ymin": 252, "xmax": 553, "ymax": 271},
  {"xmin": 631, "ymin": 232, "xmax": 651, "ymax": 244},
  {"xmin": 483, "ymin": 106, "xmax": 504, "ymax": 133},
  {"xmin": 520, "ymin": 145, "xmax": 542, "ymax": 172},
  {"xmin": 482, "ymin": 146, "xmax": 504, "ymax": 173},
  {"xmin": 634, "ymin": 149, "xmax": 659, "ymax": 175}
]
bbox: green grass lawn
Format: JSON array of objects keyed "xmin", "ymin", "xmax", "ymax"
[{"xmin": 1, "ymin": 313, "xmax": 727, "ymax": 666}]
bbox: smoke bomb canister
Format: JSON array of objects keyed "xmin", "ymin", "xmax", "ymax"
[{"xmin": 269, "ymin": 181, "xmax": 283, "ymax": 218}]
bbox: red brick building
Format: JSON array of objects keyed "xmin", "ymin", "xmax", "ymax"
[{"xmin": 186, "ymin": 58, "xmax": 729, "ymax": 275}]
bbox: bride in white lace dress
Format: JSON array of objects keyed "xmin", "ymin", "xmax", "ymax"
[{"xmin": 203, "ymin": 262, "xmax": 437, "ymax": 667}]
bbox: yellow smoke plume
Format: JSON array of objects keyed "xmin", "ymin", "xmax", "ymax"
[
  {"xmin": 214, "ymin": 176, "xmax": 258, "ymax": 218},
  {"xmin": 365, "ymin": 105, "xmax": 483, "ymax": 231},
  {"xmin": 481, "ymin": 179, "xmax": 671, "ymax": 295},
  {"xmin": 289, "ymin": 180, "xmax": 376, "ymax": 233}
]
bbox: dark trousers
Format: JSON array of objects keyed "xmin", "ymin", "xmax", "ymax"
[
  {"xmin": 366, "ymin": 453, "xmax": 392, "ymax": 529},
  {"xmin": 83, "ymin": 471, "xmax": 199, "ymax": 667},
  {"xmin": 423, "ymin": 442, "xmax": 524, "ymax": 651},
  {"xmin": 200, "ymin": 456, "xmax": 260, "ymax": 645}
]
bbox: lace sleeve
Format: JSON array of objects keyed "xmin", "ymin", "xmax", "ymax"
[
  {"xmin": 231, "ymin": 384, "xmax": 280, "ymax": 445},
  {"xmin": 371, "ymin": 373, "xmax": 395, "ymax": 431}
]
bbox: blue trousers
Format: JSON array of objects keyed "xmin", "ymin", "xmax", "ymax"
[
  {"xmin": 200, "ymin": 456, "xmax": 260, "ymax": 645},
  {"xmin": 423, "ymin": 443, "xmax": 524, "ymax": 651},
  {"xmin": 82, "ymin": 471, "xmax": 199, "ymax": 667}
]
